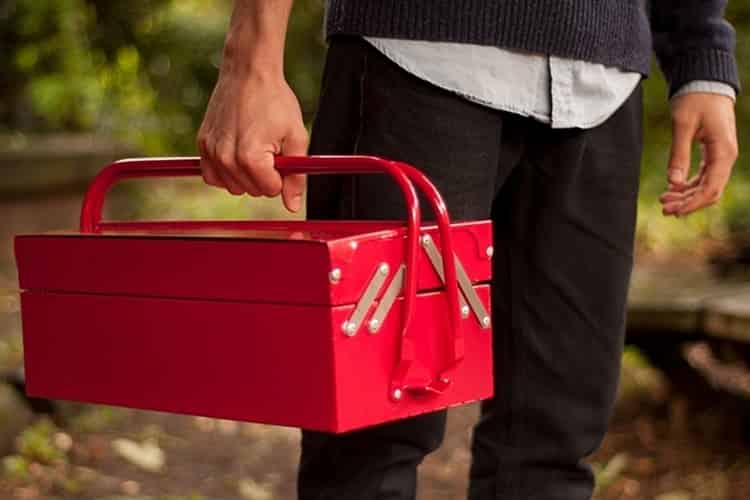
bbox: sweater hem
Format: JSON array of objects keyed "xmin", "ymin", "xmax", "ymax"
[{"xmin": 326, "ymin": 0, "xmax": 653, "ymax": 76}]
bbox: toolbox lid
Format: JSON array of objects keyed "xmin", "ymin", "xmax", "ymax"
[{"xmin": 15, "ymin": 220, "xmax": 492, "ymax": 307}]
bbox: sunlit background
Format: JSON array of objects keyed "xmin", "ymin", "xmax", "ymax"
[{"xmin": 1, "ymin": 1, "xmax": 750, "ymax": 499}]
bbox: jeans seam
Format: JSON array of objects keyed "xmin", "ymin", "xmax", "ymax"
[
  {"xmin": 504, "ymin": 178, "xmax": 529, "ymax": 500},
  {"xmin": 349, "ymin": 49, "xmax": 368, "ymax": 218},
  {"xmin": 352, "ymin": 50, "xmax": 367, "ymax": 155}
]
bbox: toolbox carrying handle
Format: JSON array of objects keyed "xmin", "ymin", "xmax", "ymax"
[
  {"xmin": 80, "ymin": 156, "xmax": 464, "ymax": 399},
  {"xmin": 389, "ymin": 162, "xmax": 465, "ymax": 397}
]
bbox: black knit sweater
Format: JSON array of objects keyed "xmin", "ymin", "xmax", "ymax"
[{"xmin": 325, "ymin": 0, "xmax": 740, "ymax": 95}]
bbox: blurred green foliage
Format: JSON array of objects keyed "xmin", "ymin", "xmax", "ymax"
[
  {"xmin": 1, "ymin": 0, "xmax": 325, "ymax": 153},
  {"xmin": 0, "ymin": 0, "xmax": 748, "ymax": 249}
]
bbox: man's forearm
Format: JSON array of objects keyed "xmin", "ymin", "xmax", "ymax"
[
  {"xmin": 650, "ymin": 0, "xmax": 739, "ymax": 95},
  {"xmin": 222, "ymin": 0, "xmax": 294, "ymax": 79}
]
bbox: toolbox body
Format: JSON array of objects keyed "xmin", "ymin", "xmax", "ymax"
[{"xmin": 15, "ymin": 157, "xmax": 494, "ymax": 433}]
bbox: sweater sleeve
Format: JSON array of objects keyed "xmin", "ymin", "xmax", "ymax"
[{"xmin": 650, "ymin": 0, "xmax": 740, "ymax": 96}]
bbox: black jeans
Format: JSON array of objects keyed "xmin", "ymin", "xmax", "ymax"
[{"xmin": 300, "ymin": 37, "xmax": 643, "ymax": 500}]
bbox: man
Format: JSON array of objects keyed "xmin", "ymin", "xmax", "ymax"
[{"xmin": 197, "ymin": 1, "xmax": 739, "ymax": 499}]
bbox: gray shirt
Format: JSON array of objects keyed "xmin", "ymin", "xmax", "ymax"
[{"xmin": 366, "ymin": 38, "xmax": 735, "ymax": 130}]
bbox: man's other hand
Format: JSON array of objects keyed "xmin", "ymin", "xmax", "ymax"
[
  {"xmin": 660, "ymin": 93, "xmax": 738, "ymax": 217},
  {"xmin": 197, "ymin": 71, "xmax": 308, "ymax": 212}
]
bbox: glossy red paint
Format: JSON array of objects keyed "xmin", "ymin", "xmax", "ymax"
[{"xmin": 15, "ymin": 157, "xmax": 494, "ymax": 433}]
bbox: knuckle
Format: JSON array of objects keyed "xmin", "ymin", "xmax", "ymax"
[
  {"xmin": 668, "ymin": 160, "xmax": 687, "ymax": 171},
  {"xmin": 215, "ymin": 149, "xmax": 236, "ymax": 171},
  {"xmin": 714, "ymin": 149, "xmax": 736, "ymax": 164},
  {"xmin": 197, "ymin": 135, "xmax": 210, "ymax": 155},
  {"xmin": 235, "ymin": 149, "xmax": 259, "ymax": 170},
  {"xmin": 295, "ymin": 127, "xmax": 311, "ymax": 147}
]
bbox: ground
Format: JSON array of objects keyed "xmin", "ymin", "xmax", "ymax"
[
  {"xmin": 2, "ymin": 189, "xmax": 749, "ymax": 500},
  {"xmin": 0, "ymin": 392, "xmax": 748, "ymax": 500}
]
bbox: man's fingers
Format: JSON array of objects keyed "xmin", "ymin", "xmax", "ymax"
[
  {"xmin": 662, "ymin": 201, "xmax": 684, "ymax": 216},
  {"xmin": 200, "ymin": 157, "xmax": 223, "ymax": 188},
  {"xmin": 668, "ymin": 110, "xmax": 699, "ymax": 186},
  {"xmin": 198, "ymin": 133, "xmax": 225, "ymax": 188},
  {"xmin": 215, "ymin": 168, "xmax": 246, "ymax": 196},
  {"xmin": 198, "ymin": 134, "xmax": 245, "ymax": 195},
  {"xmin": 675, "ymin": 140, "xmax": 734, "ymax": 216},
  {"xmin": 660, "ymin": 185, "xmax": 701, "ymax": 203},
  {"xmin": 211, "ymin": 142, "xmax": 254, "ymax": 196},
  {"xmin": 668, "ymin": 161, "xmax": 706, "ymax": 192},
  {"xmin": 236, "ymin": 146, "xmax": 283, "ymax": 197}
]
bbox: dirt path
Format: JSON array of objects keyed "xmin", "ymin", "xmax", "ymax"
[{"xmin": 0, "ymin": 397, "xmax": 748, "ymax": 500}]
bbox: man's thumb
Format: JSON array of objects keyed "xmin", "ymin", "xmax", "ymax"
[
  {"xmin": 668, "ymin": 112, "xmax": 698, "ymax": 186},
  {"xmin": 280, "ymin": 125, "xmax": 309, "ymax": 213}
]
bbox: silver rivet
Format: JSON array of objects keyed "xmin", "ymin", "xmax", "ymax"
[
  {"xmin": 486, "ymin": 246, "xmax": 494, "ymax": 258},
  {"xmin": 329, "ymin": 268, "xmax": 342, "ymax": 283},
  {"xmin": 379, "ymin": 263, "xmax": 390, "ymax": 275},
  {"xmin": 441, "ymin": 377, "xmax": 450, "ymax": 384},
  {"xmin": 368, "ymin": 318, "xmax": 380, "ymax": 333},
  {"xmin": 342, "ymin": 321, "xmax": 357, "ymax": 336},
  {"xmin": 349, "ymin": 241, "xmax": 358, "ymax": 251},
  {"xmin": 461, "ymin": 305, "xmax": 470, "ymax": 319},
  {"xmin": 481, "ymin": 316, "xmax": 491, "ymax": 328},
  {"xmin": 420, "ymin": 234, "xmax": 432, "ymax": 246},
  {"xmin": 392, "ymin": 388, "xmax": 403, "ymax": 401}
]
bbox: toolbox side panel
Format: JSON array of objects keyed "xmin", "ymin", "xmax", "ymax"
[
  {"xmin": 21, "ymin": 291, "xmax": 339, "ymax": 431},
  {"xmin": 331, "ymin": 285, "xmax": 494, "ymax": 432},
  {"xmin": 327, "ymin": 223, "xmax": 494, "ymax": 306},
  {"xmin": 15, "ymin": 236, "xmax": 331, "ymax": 305}
]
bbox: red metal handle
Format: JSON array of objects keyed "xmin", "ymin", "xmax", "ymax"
[
  {"xmin": 392, "ymin": 162, "xmax": 464, "ymax": 396},
  {"xmin": 80, "ymin": 156, "xmax": 423, "ymax": 234},
  {"xmin": 80, "ymin": 156, "xmax": 462, "ymax": 398}
]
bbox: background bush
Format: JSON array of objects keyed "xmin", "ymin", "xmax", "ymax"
[{"xmin": 1, "ymin": 0, "xmax": 748, "ymax": 252}]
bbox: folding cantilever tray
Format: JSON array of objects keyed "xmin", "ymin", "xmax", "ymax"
[{"xmin": 15, "ymin": 156, "xmax": 493, "ymax": 433}]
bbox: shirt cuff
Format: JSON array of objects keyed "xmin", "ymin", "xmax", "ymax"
[{"xmin": 672, "ymin": 80, "xmax": 737, "ymax": 102}]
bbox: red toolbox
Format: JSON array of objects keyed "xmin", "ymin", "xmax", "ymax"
[{"xmin": 15, "ymin": 156, "xmax": 493, "ymax": 433}]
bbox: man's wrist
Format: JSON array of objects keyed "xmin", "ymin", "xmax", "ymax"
[
  {"xmin": 219, "ymin": 0, "xmax": 292, "ymax": 80},
  {"xmin": 221, "ymin": 37, "xmax": 284, "ymax": 81},
  {"xmin": 672, "ymin": 81, "xmax": 737, "ymax": 103}
]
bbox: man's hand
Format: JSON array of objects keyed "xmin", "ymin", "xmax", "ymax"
[
  {"xmin": 660, "ymin": 93, "xmax": 738, "ymax": 217},
  {"xmin": 197, "ymin": 0, "xmax": 307, "ymax": 212},
  {"xmin": 198, "ymin": 72, "xmax": 308, "ymax": 211}
]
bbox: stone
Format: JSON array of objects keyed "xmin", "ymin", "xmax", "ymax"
[
  {"xmin": 654, "ymin": 491, "xmax": 692, "ymax": 500},
  {"xmin": 238, "ymin": 478, "xmax": 273, "ymax": 500},
  {"xmin": 703, "ymin": 290, "xmax": 750, "ymax": 343},
  {"xmin": 627, "ymin": 264, "xmax": 750, "ymax": 340},
  {"xmin": 111, "ymin": 438, "xmax": 165, "ymax": 473}
]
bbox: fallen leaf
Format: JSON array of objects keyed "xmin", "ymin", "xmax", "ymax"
[
  {"xmin": 238, "ymin": 478, "xmax": 273, "ymax": 500},
  {"xmin": 595, "ymin": 453, "xmax": 629, "ymax": 491},
  {"xmin": 111, "ymin": 438, "xmax": 165, "ymax": 473}
]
